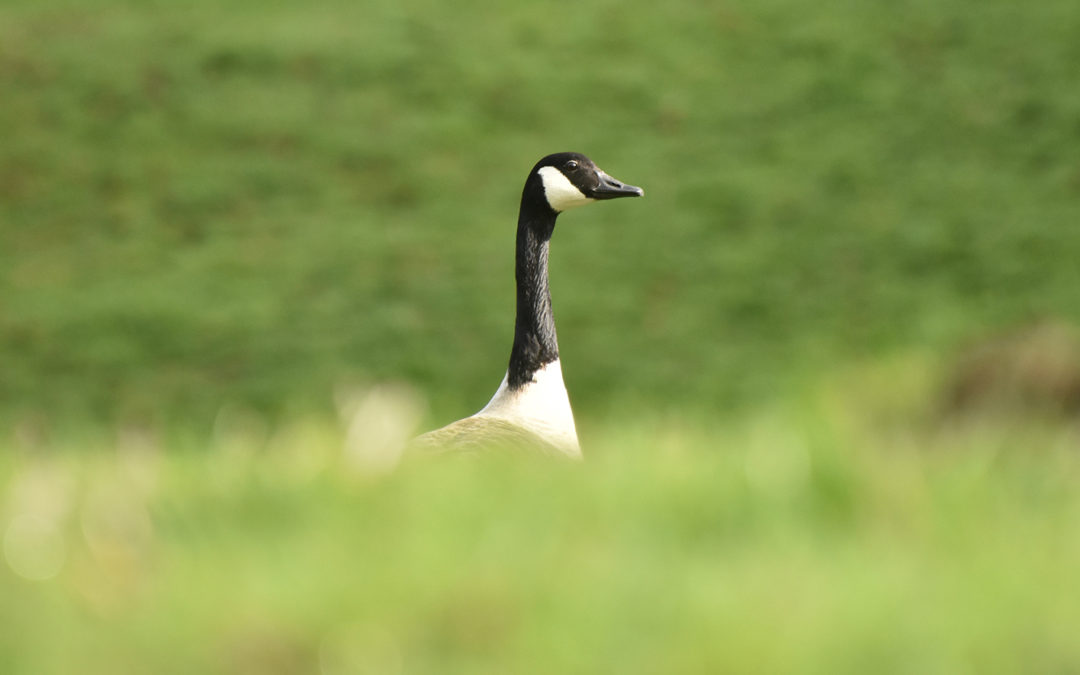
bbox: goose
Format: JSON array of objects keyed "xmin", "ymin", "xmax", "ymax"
[{"xmin": 413, "ymin": 152, "xmax": 643, "ymax": 458}]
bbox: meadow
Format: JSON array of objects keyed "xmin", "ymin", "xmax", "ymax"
[{"xmin": 2, "ymin": 0, "xmax": 1080, "ymax": 671}]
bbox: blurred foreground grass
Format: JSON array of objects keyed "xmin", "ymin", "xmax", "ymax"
[{"xmin": 3, "ymin": 368, "xmax": 1079, "ymax": 674}]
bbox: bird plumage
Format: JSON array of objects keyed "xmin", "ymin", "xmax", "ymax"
[{"xmin": 413, "ymin": 153, "xmax": 643, "ymax": 457}]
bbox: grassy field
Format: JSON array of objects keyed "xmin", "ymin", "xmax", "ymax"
[
  {"xmin": 3, "ymin": 0, "xmax": 1079, "ymax": 426},
  {"xmin": 3, "ymin": 0, "xmax": 1080, "ymax": 671},
  {"xmin": 3, "ymin": 384, "xmax": 1080, "ymax": 674}
]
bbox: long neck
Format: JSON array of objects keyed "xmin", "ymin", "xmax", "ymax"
[{"xmin": 507, "ymin": 203, "xmax": 560, "ymax": 389}]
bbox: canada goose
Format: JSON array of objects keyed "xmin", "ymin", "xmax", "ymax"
[{"xmin": 413, "ymin": 152, "xmax": 643, "ymax": 457}]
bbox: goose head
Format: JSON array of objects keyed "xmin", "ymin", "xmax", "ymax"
[{"xmin": 527, "ymin": 152, "xmax": 644, "ymax": 214}]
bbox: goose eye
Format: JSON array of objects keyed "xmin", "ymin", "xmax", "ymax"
[{"xmin": 565, "ymin": 160, "xmax": 579, "ymax": 170}]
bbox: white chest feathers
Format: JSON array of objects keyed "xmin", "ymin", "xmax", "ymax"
[
  {"xmin": 473, "ymin": 359, "xmax": 580, "ymax": 456},
  {"xmin": 537, "ymin": 166, "xmax": 594, "ymax": 212}
]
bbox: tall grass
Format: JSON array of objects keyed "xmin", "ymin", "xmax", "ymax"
[{"xmin": 3, "ymin": 374, "xmax": 1079, "ymax": 674}]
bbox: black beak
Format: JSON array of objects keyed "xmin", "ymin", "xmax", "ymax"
[{"xmin": 590, "ymin": 170, "xmax": 644, "ymax": 200}]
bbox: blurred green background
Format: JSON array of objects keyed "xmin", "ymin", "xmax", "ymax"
[
  {"xmin": 5, "ymin": 0, "xmax": 1078, "ymax": 427},
  {"xmin": 3, "ymin": 0, "xmax": 1080, "ymax": 672}
]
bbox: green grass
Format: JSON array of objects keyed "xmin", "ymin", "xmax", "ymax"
[
  {"xmin": 3, "ymin": 0, "xmax": 1080, "ymax": 427},
  {"xmin": 3, "ymin": 384, "xmax": 1080, "ymax": 674},
  {"xmin": 4, "ymin": 1, "xmax": 1080, "ymax": 671}
]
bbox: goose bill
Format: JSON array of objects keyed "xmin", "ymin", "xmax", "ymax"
[{"xmin": 590, "ymin": 170, "xmax": 645, "ymax": 200}]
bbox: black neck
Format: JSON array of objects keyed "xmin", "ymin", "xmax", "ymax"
[{"xmin": 507, "ymin": 191, "xmax": 560, "ymax": 389}]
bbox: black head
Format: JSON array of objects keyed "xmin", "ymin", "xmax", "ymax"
[{"xmin": 528, "ymin": 152, "xmax": 644, "ymax": 213}]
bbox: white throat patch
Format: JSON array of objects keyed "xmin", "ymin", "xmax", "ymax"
[{"xmin": 537, "ymin": 166, "xmax": 594, "ymax": 212}]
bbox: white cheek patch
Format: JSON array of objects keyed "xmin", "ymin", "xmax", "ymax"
[{"xmin": 537, "ymin": 166, "xmax": 595, "ymax": 212}]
